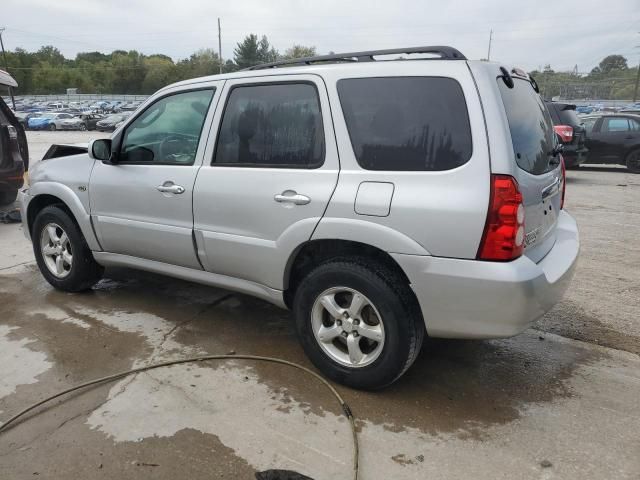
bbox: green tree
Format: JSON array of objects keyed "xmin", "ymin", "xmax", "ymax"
[
  {"xmin": 142, "ymin": 55, "xmax": 177, "ymax": 93},
  {"xmin": 234, "ymin": 34, "xmax": 278, "ymax": 68},
  {"xmin": 597, "ymin": 55, "xmax": 628, "ymax": 74},
  {"xmin": 282, "ymin": 45, "xmax": 317, "ymax": 59}
]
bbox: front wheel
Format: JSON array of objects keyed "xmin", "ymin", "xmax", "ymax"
[
  {"xmin": 293, "ymin": 260, "xmax": 424, "ymax": 390},
  {"xmin": 32, "ymin": 205, "xmax": 103, "ymax": 292},
  {"xmin": 626, "ymin": 149, "xmax": 640, "ymax": 174},
  {"xmin": 48, "ymin": 123, "xmax": 56, "ymax": 131},
  {"xmin": 79, "ymin": 123, "xmax": 87, "ymax": 131}
]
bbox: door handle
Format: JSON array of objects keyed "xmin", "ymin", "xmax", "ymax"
[
  {"xmin": 274, "ymin": 191, "xmax": 311, "ymax": 205},
  {"xmin": 156, "ymin": 183, "xmax": 185, "ymax": 194}
]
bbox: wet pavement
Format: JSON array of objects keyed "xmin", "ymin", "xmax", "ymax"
[{"xmin": 1, "ymin": 140, "xmax": 639, "ymax": 479}]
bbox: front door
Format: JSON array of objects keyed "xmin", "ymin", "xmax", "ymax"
[
  {"xmin": 89, "ymin": 84, "xmax": 222, "ymax": 269},
  {"xmin": 193, "ymin": 75, "xmax": 339, "ymax": 289}
]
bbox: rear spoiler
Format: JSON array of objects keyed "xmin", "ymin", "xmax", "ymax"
[{"xmin": 42, "ymin": 143, "xmax": 89, "ymax": 160}]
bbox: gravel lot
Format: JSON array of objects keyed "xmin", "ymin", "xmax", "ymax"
[{"xmin": 0, "ymin": 131, "xmax": 638, "ymax": 479}]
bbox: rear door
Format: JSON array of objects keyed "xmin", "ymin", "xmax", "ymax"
[
  {"xmin": 192, "ymin": 74, "xmax": 339, "ymax": 289},
  {"xmin": 497, "ymin": 77, "xmax": 563, "ymax": 262},
  {"xmin": 598, "ymin": 117, "xmax": 637, "ymax": 161}
]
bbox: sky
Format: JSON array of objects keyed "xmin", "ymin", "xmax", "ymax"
[{"xmin": 1, "ymin": 0, "xmax": 639, "ymax": 72}]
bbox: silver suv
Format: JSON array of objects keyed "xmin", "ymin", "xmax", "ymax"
[{"xmin": 20, "ymin": 47, "xmax": 579, "ymax": 389}]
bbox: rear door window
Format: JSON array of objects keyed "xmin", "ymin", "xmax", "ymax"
[
  {"xmin": 213, "ymin": 83, "xmax": 325, "ymax": 168},
  {"xmin": 603, "ymin": 118, "xmax": 630, "ymax": 132},
  {"xmin": 497, "ymin": 78, "xmax": 555, "ymax": 175},
  {"xmin": 337, "ymin": 77, "xmax": 472, "ymax": 171}
]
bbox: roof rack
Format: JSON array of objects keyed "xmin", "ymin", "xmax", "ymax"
[{"xmin": 244, "ymin": 46, "xmax": 466, "ymax": 71}]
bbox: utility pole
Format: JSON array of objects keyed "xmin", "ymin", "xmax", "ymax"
[
  {"xmin": 633, "ymin": 32, "xmax": 640, "ymax": 103},
  {"xmin": 634, "ymin": 61, "xmax": 639, "ymax": 103},
  {"xmin": 218, "ymin": 18, "xmax": 223, "ymax": 74},
  {"xmin": 487, "ymin": 29, "xmax": 493, "ymax": 61},
  {"xmin": 0, "ymin": 28, "xmax": 16, "ymax": 110}
]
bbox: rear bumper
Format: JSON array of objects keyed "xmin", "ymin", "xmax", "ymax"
[
  {"xmin": 0, "ymin": 163, "xmax": 25, "ymax": 192},
  {"xmin": 392, "ymin": 210, "xmax": 579, "ymax": 339},
  {"xmin": 562, "ymin": 146, "xmax": 588, "ymax": 168}
]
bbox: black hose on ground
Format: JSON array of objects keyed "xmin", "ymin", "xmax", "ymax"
[{"xmin": 0, "ymin": 354, "xmax": 359, "ymax": 480}]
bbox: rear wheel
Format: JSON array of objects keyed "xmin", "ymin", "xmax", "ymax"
[
  {"xmin": 33, "ymin": 205, "xmax": 103, "ymax": 292},
  {"xmin": 48, "ymin": 123, "xmax": 56, "ymax": 131},
  {"xmin": 0, "ymin": 190, "xmax": 18, "ymax": 206},
  {"xmin": 79, "ymin": 123, "xmax": 87, "ymax": 131},
  {"xmin": 293, "ymin": 259, "xmax": 424, "ymax": 390},
  {"xmin": 626, "ymin": 149, "xmax": 640, "ymax": 174}
]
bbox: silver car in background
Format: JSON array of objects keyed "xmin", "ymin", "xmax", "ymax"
[{"xmin": 20, "ymin": 46, "xmax": 579, "ymax": 389}]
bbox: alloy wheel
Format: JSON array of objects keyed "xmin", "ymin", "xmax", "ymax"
[
  {"xmin": 40, "ymin": 223, "xmax": 73, "ymax": 278},
  {"xmin": 311, "ymin": 287, "xmax": 385, "ymax": 368}
]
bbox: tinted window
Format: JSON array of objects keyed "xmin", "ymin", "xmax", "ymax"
[
  {"xmin": 338, "ymin": 77, "xmax": 472, "ymax": 171},
  {"xmin": 630, "ymin": 118, "xmax": 640, "ymax": 131},
  {"xmin": 557, "ymin": 108, "xmax": 580, "ymax": 127},
  {"xmin": 498, "ymin": 78, "xmax": 555, "ymax": 175},
  {"xmin": 213, "ymin": 83, "xmax": 324, "ymax": 168},
  {"xmin": 604, "ymin": 118, "xmax": 630, "ymax": 132},
  {"xmin": 120, "ymin": 89, "xmax": 214, "ymax": 165}
]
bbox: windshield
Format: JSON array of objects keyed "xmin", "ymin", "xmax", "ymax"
[{"xmin": 498, "ymin": 78, "xmax": 556, "ymax": 175}]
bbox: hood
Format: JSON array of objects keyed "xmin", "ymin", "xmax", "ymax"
[{"xmin": 42, "ymin": 143, "xmax": 89, "ymax": 160}]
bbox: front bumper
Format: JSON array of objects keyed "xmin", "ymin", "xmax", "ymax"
[
  {"xmin": 392, "ymin": 210, "xmax": 580, "ymax": 339},
  {"xmin": 19, "ymin": 188, "xmax": 32, "ymax": 241}
]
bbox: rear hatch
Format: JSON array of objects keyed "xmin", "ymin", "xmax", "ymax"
[
  {"xmin": 497, "ymin": 77, "xmax": 563, "ymax": 263},
  {"xmin": 549, "ymin": 103, "xmax": 587, "ymax": 150}
]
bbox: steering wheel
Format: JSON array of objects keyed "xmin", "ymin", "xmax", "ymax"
[{"xmin": 158, "ymin": 133, "xmax": 198, "ymax": 162}]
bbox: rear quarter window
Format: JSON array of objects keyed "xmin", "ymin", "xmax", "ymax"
[
  {"xmin": 498, "ymin": 78, "xmax": 555, "ymax": 175},
  {"xmin": 337, "ymin": 77, "xmax": 472, "ymax": 171}
]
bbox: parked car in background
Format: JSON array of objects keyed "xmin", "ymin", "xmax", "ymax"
[
  {"xmin": 15, "ymin": 111, "xmax": 42, "ymax": 130},
  {"xmin": 27, "ymin": 112, "xmax": 77, "ymax": 131},
  {"xmin": 0, "ymin": 69, "xmax": 28, "ymax": 205},
  {"xmin": 545, "ymin": 101, "xmax": 588, "ymax": 168},
  {"xmin": 576, "ymin": 105, "xmax": 594, "ymax": 114},
  {"xmin": 59, "ymin": 113, "xmax": 105, "ymax": 131},
  {"xmin": 95, "ymin": 112, "xmax": 131, "ymax": 131},
  {"xmin": 583, "ymin": 114, "xmax": 640, "ymax": 173},
  {"xmin": 19, "ymin": 48, "xmax": 579, "ymax": 389}
]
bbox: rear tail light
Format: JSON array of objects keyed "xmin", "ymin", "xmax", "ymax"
[
  {"xmin": 560, "ymin": 154, "xmax": 566, "ymax": 209},
  {"xmin": 554, "ymin": 125, "xmax": 573, "ymax": 143},
  {"xmin": 477, "ymin": 175, "xmax": 525, "ymax": 261}
]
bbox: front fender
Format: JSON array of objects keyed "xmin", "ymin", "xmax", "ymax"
[{"xmin": 27, "ymin": 182, "xmax": 101, "ymax": 251}]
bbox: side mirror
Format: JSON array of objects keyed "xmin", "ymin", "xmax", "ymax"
[{"xmin": 88, "ymin": 138, "xmax": 115, "ymax": 164}]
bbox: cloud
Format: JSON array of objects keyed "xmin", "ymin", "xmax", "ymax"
[{"xmin": 2, "ymin": 0, "xmax": 639, "ymax": 72}]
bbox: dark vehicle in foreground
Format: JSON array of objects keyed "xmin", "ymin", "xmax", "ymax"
[
  {"xmin": 95, "ymin": 113, "xmax": 130, "ymax": 131},
  {"xmin": 0, "ymin": 70, "xmax": 28, "ymax": 205},
  {"xmin": 583, "ymin": 114, "xmax": 640, "ymax": 173},
  {"xmin": 545, "ymin": 101, "xmax": 588, "ymax": 168}
]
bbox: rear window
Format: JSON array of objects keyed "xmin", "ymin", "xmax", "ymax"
[
  {"xmin": 498, "ymin": 78, "xmax": 555, "ymax": 175},
  {"xmin": 556, "ymin": 107, "xmax": 580, "ymax": 127},
  {"xmin": 337, "ymin": 77, "xmax": 472, "ymax": 171}
]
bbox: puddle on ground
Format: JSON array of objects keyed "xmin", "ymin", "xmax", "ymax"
[{"xmin": 0, "ymin": 265, "xmax": 615, "ymax": 479}]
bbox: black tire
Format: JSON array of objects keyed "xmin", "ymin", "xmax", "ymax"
[
  {"xmin": 80, "ymin": 123, "xmax": 87, "ymax": 131},
  {"xmin": 293, "ymin": 259, "xmax": 425, "ymax": 390},
  {"xmin": 626, "ymin": 149, "xmax": 640, "ymax": 174},
  {"xmin": 0, "ymin": 189, "xmax": 18, "ymax": 206},
  {"xmin": 32, "ymin": 205, "xmax": 103, "ymax": 292},
  {"xmin": 48, "ymin": 123, "xmax": 56, "ymax": 131}
]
